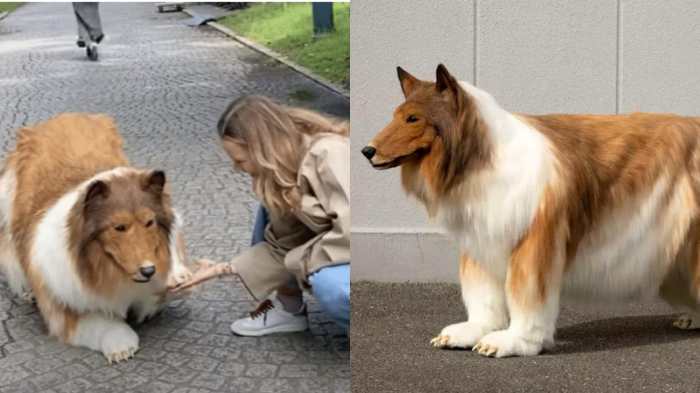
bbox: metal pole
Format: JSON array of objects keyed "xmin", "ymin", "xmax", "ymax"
[{"xmin": 312, "ymin": 3, "xmax": 334, "ymax": 35}]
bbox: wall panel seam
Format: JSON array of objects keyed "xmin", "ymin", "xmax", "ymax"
[
  {"xmin": 616, "ymin": 0, "xmax": 622, "ymax": 114},
  {"xmin": 473, "ymin": 0, "xmax": 478, "ymax": 85}
]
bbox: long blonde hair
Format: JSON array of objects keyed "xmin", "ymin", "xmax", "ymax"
[{"xmin": 217, "ymin": 95, "xmax": 348, "ymax": 216}]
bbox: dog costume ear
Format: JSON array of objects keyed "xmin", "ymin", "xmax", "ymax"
[
  {"xmin": 397, "ymin": 66, "xmax": 419, "ymax": 98},
  {"xmin": 85, "ymin": 180, "xmax": 110, "ymax": 205},
  {"xmin": 436, "ymin": 64, "xmax": 459, "ymax": 94},
  {"xmin": 144, "ymin": 170, "xmax": 166, "ymax": 195},
  {"xmin": 436, "ymin": 64, "xmax": 470, "ymax": 111}
]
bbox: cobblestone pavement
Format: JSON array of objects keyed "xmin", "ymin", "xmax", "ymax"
[{"xmin": 0, "ymin": 3, "xmax": 349, "ymax": 393}]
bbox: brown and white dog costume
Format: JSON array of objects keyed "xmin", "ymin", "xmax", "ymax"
[
  {"xmin": 0, "ymin": 113, "xmax": 191, "ymax": 363},
  {"xmin": 364, "ymin": 64, "xmax": 700, "ymax": 357}
]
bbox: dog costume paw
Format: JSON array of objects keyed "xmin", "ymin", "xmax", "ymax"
[
  {"xmin": 430, "ymin": 322, "xmax": 492, "ymax": 349},
  {"xmin": 673, "ymin": 313, "xmax": 700, "ymax": 330},
  {"xmin": 101, "ymin": 324, "xmax": 139, "ymax": 364},
  {"xmin": 473, "ymin": 329, "xmax": 542, "ymax": 358}
]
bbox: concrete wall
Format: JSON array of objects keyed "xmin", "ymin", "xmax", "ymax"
[{"xmin": 350, "ymin": 0, "xmax": 700, "ymax": 282}]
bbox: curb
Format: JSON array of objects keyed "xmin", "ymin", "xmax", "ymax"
[
  {"xmin": 182, "ymin": 8, "xmax": 349, "ymax": 99},
  {"xmin": 0, "ymin": 12, "xmax": 8, "ymax": 22}
]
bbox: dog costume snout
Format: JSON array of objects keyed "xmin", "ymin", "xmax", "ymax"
[
  {"xmin": 139, "ymin": 265, "xmax": 156, "ymax": 278},
  {"xmin": 361, "ymin": 146, "xmax": 376, "ymax": 160}
]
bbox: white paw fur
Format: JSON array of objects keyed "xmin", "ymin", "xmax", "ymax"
[
  {"xmin": 430, "ymin": 322, "xmax": 494, "ymax": 349},
  {"xmin": 100, "ymin": 323, "xmax": 139, "ymax": 364},
  {"xmin": 71, "ymin": 315, "xmax": 139, "ymax": 364},
  {"xmin": 673, "ymin": 313, "xmax": 700, "ymax": 330},
  {"xmin": 472, "ymin": 329, "xmax": 543, "ymax": 358},
  {"xmin": 130, "ymin": 295, "xmax": 163, "ymax": 324}
]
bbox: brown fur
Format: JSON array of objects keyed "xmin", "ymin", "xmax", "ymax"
[
  {"xmin": 5, "ymin": 113, "xmax": 175, "ymax": 341},
  {"xmin": 9, "ymin": 113, "xmax": 127, "ymax": 271},
  {"xmin": 505, "ymin": 186, "xmax": 573, "ymax": 308},
  {"xmin": 540, "ymin": 114, "xmax": 699, "ymax": 262}
]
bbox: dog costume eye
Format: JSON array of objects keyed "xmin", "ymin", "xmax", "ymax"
[
  {"xmin": 145, "ymin": 219, "xmax": 154, "ymax": 228},
  {"xmin": 114, "ymin": 225, "xmax": 126, "ymax": 232},
  {"xmin": 406, "ymin": 115, "xmax": 418, "ymax": 123}
]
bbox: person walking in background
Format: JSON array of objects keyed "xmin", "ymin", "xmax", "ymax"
[
  {"xmin": 72, "ymin": 2, "xmax": 103, "ymax": 61},
  {"xmin": 171, "ymin": 95, "xmax": 351, "ymax": 335}
]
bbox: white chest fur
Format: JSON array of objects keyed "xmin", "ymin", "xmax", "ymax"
[{"xmin": 437, "ymin": 83, "xmax": 554, "ymax": 279}]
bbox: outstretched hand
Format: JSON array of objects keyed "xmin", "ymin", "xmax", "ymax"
[{"xmin": 167, "ymin": 259, "xmax": 237, "ymax": 293}]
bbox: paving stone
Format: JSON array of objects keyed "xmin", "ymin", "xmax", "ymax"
[
  {"xmin": 0, "ymin": 352, "xmax": 35, "ymax": 369},
  {"xmin": 24, "ymin": 356, "xmax": 65, "ymax": 374},
  {"xmin": 54, "ymin": 364, "xmax": 88, "ymax": 380},
  {"xmin": 195, "ymin": 334, "xmax": 230, "ymax": 347},
  {"xmin": 179, "ymin": 344, "xmax": 213, "ymax": 357},
  {"xmin": 31, "ymin": 372, "xmax": 66, "ymax": 389},
  {"xmin": 208, "ymin": 346, "xmax": 240, "ymax": 361},
  {"xmin": 1, "ymin": 380, "xmax": 36, "ymax": 393},
  {"xmin": 130, "ymin": 360, "xmax": 168, "ymax": 379},
  {"xmin": 244, "ymin": 363, "xmax": 277, "ymax": 378},
  {"xmin": 0, "ymin": 365, "xmax": 30, "ymax": 386},
  {"xmin": 132, "ymin": 380, "xmax": 175, "ymax": 393},
  {"xmin": 86, "ymin": 367, "xmax": 122, "ymax": 384},
  {"xmin": 183, "ymin": 355, "xmax": 220, "ymax": 373},
  {"xmin": 189, "ymin": 372, "xmax": 225, "ymax": 390},
  {"xmin": 107, "ymin": 374, "xmax": 149, "ymax": 390},
  {"xmin": 171, "ymin": 388, "xmax": 214, "ymax": 393},
  {"xmin": 184, "ymin": 321, "xmax": 214, "ymax": 333},
  {"xmin": 215, "ymin": 361, "xmax": 246, "ymax": 377},
  {"xmin": 223, "ymin": 377, "xmax": 259, "ymax": 393},
  {"xmin": 0, "ymin": 3, "xmax": 348, "ymax": 393},
  {"xmin": 267, "ymin": 351, "xmax": 298, "ymax": 365},
  {"xmin": 278, "ymin": 364, "xmax": 319, "ymax": 378},
  {"xmin": 55, "ymin": 378, "xmax": 93, "ymax": 393},
  {"xmin": 157, "ymin": 367, "xmax": 199, "ymax": 385}
]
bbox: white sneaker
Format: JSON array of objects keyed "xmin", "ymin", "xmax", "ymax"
[{"xmin": 230, "ymin": 297, "xmax": 308, "ymax": 336}]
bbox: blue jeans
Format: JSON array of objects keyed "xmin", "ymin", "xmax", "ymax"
[
  {"xmin": 308, "ymin": 264, "xmax": 350, "ymax": 332},
  {"xmin": 251, "ymin": 205, "xmax": 350, "ymax": 333}
]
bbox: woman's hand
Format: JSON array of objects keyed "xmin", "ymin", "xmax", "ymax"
[{"xmin": 167, "ymin": 259, "xmax": 237, "ymax": 293}]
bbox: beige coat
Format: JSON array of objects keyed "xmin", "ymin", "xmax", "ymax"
[{"xmin": 232, "ymin": 134, "xmax": 350, "ymax": 300}]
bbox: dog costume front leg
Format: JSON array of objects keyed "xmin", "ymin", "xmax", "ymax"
[
  {"xmin": 431, "ymin": 255, "xmax": 507, "ymax": 349},
  {"xmin": 473, "ymin": 206, "xmax": 566, "ymax": 358},
  {"xmin": 34, "ymin": 285, "xmax": 139, "ymax": 364},
  {"xmin": 69, "ymin": 313, "xmax": 139, "ymax": 364}
]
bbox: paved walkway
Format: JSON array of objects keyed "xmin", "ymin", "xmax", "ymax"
[
  {"xmin": 352, "ymin": 282, "xmax": 700, "ymax": 393},
  {"xmin": 0, "ymin": 3, "xmax": 349, "ymax": 393}
]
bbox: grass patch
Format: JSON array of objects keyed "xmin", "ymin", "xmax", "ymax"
[
  {"xmin": 219, "ymin": 3, "xmax": 349, "ymax": 88},
  {"xmin": 0, "ymin": 3, "xmax": 22, "ymax": 13}
]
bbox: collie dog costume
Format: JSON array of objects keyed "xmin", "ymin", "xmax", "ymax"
[
  {"xmin": 0, "ymin": 113, "xmax": 191, "ymax": 363},
  {"xmin": 362, "ymin": 64, "xmax": 700, "ymax": 357}
]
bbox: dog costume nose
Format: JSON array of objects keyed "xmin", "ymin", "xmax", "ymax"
[
  {"xmin": 361, "ymin": 146, "xmax": 376, "ymax": 160},
  {"xmin": 140, "ymin": 266, "xmax": 156, "ymax": 278}
]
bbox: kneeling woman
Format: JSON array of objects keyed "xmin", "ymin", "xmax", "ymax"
[{"xmin": 176, "ymin": 96, "xmax": 349, "ymax": 335}]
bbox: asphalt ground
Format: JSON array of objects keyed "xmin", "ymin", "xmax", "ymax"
[{"xmin": 351, "ymin": 281, "xmax": 700, "ymax": 393}]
